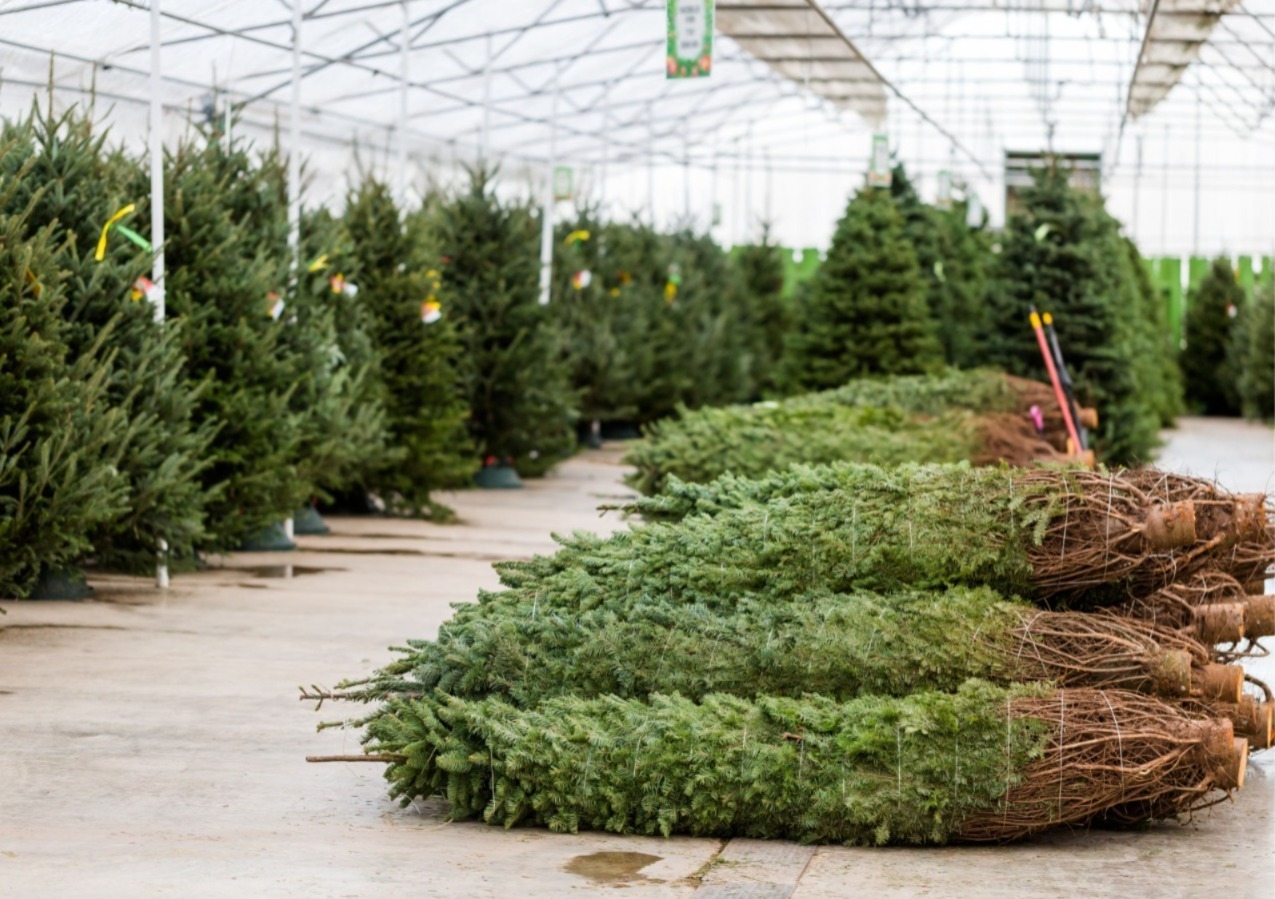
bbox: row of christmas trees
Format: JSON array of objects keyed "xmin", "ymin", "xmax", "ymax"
[{"xmin": 0, "ymin": 103, "xmax": 812, "ymax": 598}]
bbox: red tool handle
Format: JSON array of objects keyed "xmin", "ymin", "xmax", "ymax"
[{"xmin": 1030, "ymin": 311, "xmax": 1083, "ymax": 456}]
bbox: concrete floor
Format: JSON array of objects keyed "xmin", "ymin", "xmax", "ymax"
[{"xmin": 1, "ymin": 419, "xmax": 1272, "ymax": 898}]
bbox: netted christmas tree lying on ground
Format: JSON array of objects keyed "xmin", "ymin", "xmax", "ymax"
[
  {"xmin": 622, "ymin": 369, "xmax": 1082, "ymax": 495},
  {"xmin": 354, "ymin": 682, "xmax": 1244, "ymax": 845},
  {"xmin": 325, "ymin": 583, "xmax": 1243, "ymax": 709}
]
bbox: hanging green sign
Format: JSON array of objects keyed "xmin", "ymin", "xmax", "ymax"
[
  {"xmin": 667, "ymin": 1, "xmax": 713, "ymax": 79},
  {"xmin": 553, "ymin": 166, "xmax": 574, "ymax": 201},
  {"xmin": 867, "ymin": 133, "xmax": 891, "ymax": 188}
]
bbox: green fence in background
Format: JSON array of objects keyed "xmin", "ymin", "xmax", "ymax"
[{"xmin": 1148, "ymin": 254, "xmax": 1271, "ymax": 349}]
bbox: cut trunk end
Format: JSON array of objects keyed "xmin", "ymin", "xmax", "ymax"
[
  {"xmin": 1192, "ymin": 603, "xmax": 1246, "ymax": 644},
  {"xmin": 1242, "ymin": 594, "xmax": 1275, "ymax": 638},
  {"xmin": 1077, "ymin": 407, "xmax": 1100, "ymax": 430},
  {"xmin": 1150, "ymin": 650, "xmax": 1195, "ymax": 696},
  {"xmin": 1143, "ymin": 501, "xmax": 1198, "ymax": 551},
  {"xmin": 1251, "ymin": 703, "xmax": 1274, "ymax": 750},
  {"xmin": 1230, "ymin": 494, "xmax": 1270, "ymax": 544},
  {"xmin": 1214, "ymin": 738, "xmax": 1249, "ymax": 790},
  {"xmin": 1196, "ymin": 663, "xmax": 1245, "ymax": 703}
]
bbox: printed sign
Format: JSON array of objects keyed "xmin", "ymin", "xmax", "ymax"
[
  {"xmin": 867, "ymin": 134, "xmax": 891, "ymax": 188},
  {"xmin": 667, "ymin": 1, "xmax": 713, "ymax": 79}
]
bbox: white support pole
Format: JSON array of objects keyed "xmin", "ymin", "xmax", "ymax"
[
  {"xmin": 1132, "ymin": 133, "xmax": 1143, "ymax": 240},
  {"xmin": 646, "ymin": 101, "xmax": 656, "ymax": 227},
  {"xmin": 148, "ymin": 1, "xmax": 165, "ymax": 323},
  {"xmin": 537, "ymin": 89, "xmax": 559, "ymax": 306},
  {"xmin": 598, "ymin": 108, "xmax": 610, "ymax": 217},
  {"xmin": 287, "ymin": 0, "xmax": 303, "ymax": 276},
  {"xmin": 149, "ymin": 0, "xmax": 168, "ymax": 590},
  {"xmin": 1192, "ymin": 74, "xmax": 1201, "ymax": 256},
  {"xmin": 480, "ymin": 33, "xmax": 493, "ymax": 164},
  {"xmin": 284, "ymin": 0, "xmax": 303, "ymax": 545},
  {"xmin": 397, "ymin": 1, "xmax": 410, "ymax": 202}
]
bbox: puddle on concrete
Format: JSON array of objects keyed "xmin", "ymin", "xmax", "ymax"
[
  {"xmin": 238, "ymin": 583, "xmax": 269, "ymax": 590},
  {"xmin": 242, "ymin": 565, "xmax": 343, "ymax": 579},
  {"xmin": 564, "ymin": 851, "xmax": 662, "ymax": 885},
  {"xmin": 317, "ymin": 547, "xmax": 514, "ymax": 562}
]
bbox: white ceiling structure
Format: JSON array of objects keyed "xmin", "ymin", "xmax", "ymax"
[{"xmin": 0, "ymin": 0, "xmax": 1271, "ymax": 256}]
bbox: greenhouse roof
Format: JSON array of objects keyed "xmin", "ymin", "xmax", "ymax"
[{"xmin": 0, "ymin": 0, "xmax": 1271, "ymax": 253}]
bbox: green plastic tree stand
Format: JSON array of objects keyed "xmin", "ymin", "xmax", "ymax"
[
  {"xmin": 239, "ymin": 521, "xmax": 297, "ymax": 552},
  {"xmin": 28, "ymin": 567, "xmax": 95, "ymax": 601},
  {"xmin": 475, "ymin": 464, "xmax": 523, "ymax": 489},
  {"xmin": 293, "ymin": 505, "xmax": 331, "ymax": 536}
]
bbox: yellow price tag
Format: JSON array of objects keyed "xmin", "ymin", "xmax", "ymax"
[{"xmin": 95, "ymin": 204, "xmax": 136, "ymax": 261}]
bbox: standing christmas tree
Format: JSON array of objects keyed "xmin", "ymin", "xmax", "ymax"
[
  {"xmin": 130, "ymin": 136, "xmax": 309, "ymax": 550},
  {"xmin": 0, "ymin": 185, "xmax": 127, "ymax": 598},
  {"xmin": 426, "ymin": 168, "xmax": 576, "ymax": 480},
  {"xmin": 733, "ymin": 226, "xmax": 793, "ymax": 395},
  {"xmin": 1181, "ymin": 257, "xmax": 1244, "ymax": 415},
  {"xmin": 0, "ymin": 103, "xmax": 214, "ymax": 571},
  {"xmin": 1233, "ymin": 281, "xmax": 1274, "ymax": 421},
  {"xmin": 342, "ymin": 178, "xmax": 473, "ymax": 515},
  {"xmin": 785, "ymin": 185, "xmax": 943, "ymax": 390},
  {"xmin": 985, "ymin": 167, "xmax": 1160, "ymax": 464}
]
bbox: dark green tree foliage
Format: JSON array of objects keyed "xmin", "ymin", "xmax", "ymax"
[
  {"xmin": 295, "ymin": 206, "xmax": 399, "ymax": 500},
  {"xmin": 1233, "ymin": 281, "xmax": 1274, "ymax": 421},
  {"xmin": 551, "ymin": 211, "xmax": 652, "ymax": 422},
  {"xmin": 341, "ymin": 179, "xmax": 472, "ymax": 513},
  {"xmin": 666, "ymin": 228, "xmax": 757, "ymax": 408},
  {"xmin": 363, "ymin": 681, "xmax": 1048, "ymax": 845},
  {"xmin": 0, "ymin": 191, "xmax": 128, "ymax": 597},
  {"xmin": 132, "ymin": 137, "xmax": 309, "ymax": 548},
  {"xmin": 0, "ymin": 104, "xmax": 214, "ymax": 570},
  {"xmin": 428, "ymin": 168, "xmax": 576, "ymax": 476},
  {"xmin": 887, "ymin": 166, "xmax": 992, "ymax": 368},
  {"xmin": 1118, "ymin": 236, "xmax": 1182, "ymax": 426},
  {"xmin": 1181, "ymin": 257, "xmax": 1244, "ymax": 415},
  {"xmin": 786, "ymin": 187, "xmax": 942, "ymax": 390},
  {"xmin": 732, "ymin": 226, "xmax": 790, "ymax": 393},
  {"xmin": 986, "ymin": 168, "xmax": 1160, "ymax": 464}
]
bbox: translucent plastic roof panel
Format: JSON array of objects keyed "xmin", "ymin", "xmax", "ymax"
[
  {"xmin": 717, "ymin": 0, "xmax": 888, "ymax": 126},
  {"xmin": 1127, "ymin": 0, "xmax": 1244, "ymax": 118}
]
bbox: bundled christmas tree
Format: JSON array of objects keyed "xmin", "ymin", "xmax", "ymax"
[
  {"xmin": 0, "ymin": 103, "xmax": 214, "ymax": 571},
  {"xmin": 355, "ymin": 682, "xmax": 1242, "ymax": 844},
  {"xmin": 0, "ymin": 184, "xmax": 127, "ymax": 597},
  {"xmin": 331, "ymin": 582, "xmax": 1236, "ymax": 709},
  {"xmin": 1182, "ymin": 257, "xmax": 1244, "ymax": 415},
  {"xmin": 341, "ymin": 178, "xmax": 471, "ymax": 514},
  {"xmin": 129, "ymin": 136, "xmax": 310, "ymax": 549},
  {"xmin": 1232, "ymin": 281, "xmax": 1274, "ymax": 421},
  {"xmin": 985, "ymin": 167, "xmax": 1162, "ymax": 464},
  {"xmin": 622, "ymin": 368, "xmax": 1092, "ymax": 495},
  {"xmin": 784, "ymin": 185, "xmax": 943, "ymax": 391},
  {"xmin": 424, "ymin": 168, "xmax": 576, "ymax": 478}
]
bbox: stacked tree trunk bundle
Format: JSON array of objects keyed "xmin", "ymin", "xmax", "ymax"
[
  {"xmin": 624, "ymin": 369, "xmax": 1090, "ymax": 495},
  {"xmin": 311, "ymin": 461, "xmax": 1272, "ymax": 844}
]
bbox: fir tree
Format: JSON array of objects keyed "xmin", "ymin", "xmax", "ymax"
[
  {"xmin": 1181, "ymin": 257, "xmax": 1244, "ymax": 415},
  {"xmin": 0, "ymin": 188, "xmax": 128, "ymax": 597},
  {"xmin": 889, "ymin": 165, "xmax": 991, "ymax": 368},
  {"xmin": 785, "ymin": 186, "xmax": 942, "ymax": 391},
  {"xmin": 985, "ymin": 167, "xmax": 1160, "ymax": 464},
  {"xmin": 1118, "ymin": 235, "xmax": 1182, "ymax": 426},
  {"xmin": 732, "ymin": 226, "xmax": 790, "ymax": 393},
  {"xmin": 342, "ymin": 178, "xmax": 472, "ymax": 514},
  {"xmin": 129, "ymin": 136, "xmax": 309, "ymax": 549},
  {"xmin": 1233, "ymin": 281, "xmax": 1274, "ymax": 421},
  {"xmin": 426, "ymin": 168, "xmax": 576, "ymax": 476},
  {"xmin": 0, "ymin": 103, "xmax": 214, "ymax": 571}
]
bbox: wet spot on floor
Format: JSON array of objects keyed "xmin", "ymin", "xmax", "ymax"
[
  {"xmin": 564, "ymin": 851, "xmax": 662, "ymax": 885},
  {"xmin": 243, "ymin": 565, "xmax": 343, "ymax": 579},
  {"xmin": 317, "ymin": 548, "xmax": 516, "ymax": 562}
]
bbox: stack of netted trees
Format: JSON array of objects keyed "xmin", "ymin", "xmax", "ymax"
[
  {"xmin": 624, "ymin": 368, "xmax": 1095, "ymax": 495},
  {"xmin": 311, "ymin": 460, "xmax": 1271, "ymax": 844}
]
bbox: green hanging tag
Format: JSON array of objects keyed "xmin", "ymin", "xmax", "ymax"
[{"xmin": 113, "ymin": 224, "xmax": 154, "ymax": 253}]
